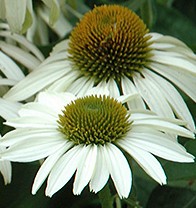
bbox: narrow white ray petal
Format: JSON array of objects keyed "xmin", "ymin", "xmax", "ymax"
[
  {"xmin": 132, "ymin": 119, "xmax": 195, "ymax": 138},
  {"xmin": 37, "ymin": 91, "xmax": 75, "ymax": 114},
  {"xmin": 0, "ymin": 160, "xmax": 12, "ymax": 185},
  {"xmin": 90, "ymin": 145, "xmax": 110, "ymax": 193},
  {"xmin": 129, "ymin": 110, "xmax": 156, "ymax": 121},
  {"xmin": 0, "ymin": 98, "xmax": 21, "ymax": 120},
  {"xmin": 4, "ymin": 62, "xmax": 70, "ymax": 101},
  {"xmin": 133, "ymin": 72, "xmax": 174, "ymax": 118},
  {"xmin": 116, "ymin": 93, "xmax": 140, "ymax": 105},
  {"xmin": 152, "ymin": 34, "xmax": 192, "ymax": 49},
  {"xmin": 121, "ymin": 76, "xmax": 145, "ymax": 109},
  {"xmin": 73, "ymin": 145, "xmax": 97, "ymax": 195},
  {"xmin": 107, "ymin": 79, "xmax": 120, "ymax": 98},
  {"xmin": 2, "ymin": 136, "xmax": 65, "ymax": 162},
  {"xmin": 0, "ymin": 31, "xmax": 44, "ymax": 61},
  {"xmin": 18, "ymin": 103, "xmax": 57, "ymax": 118},
  {"xmin": 32, "ymin": 142, "xmax": 73, "ymax": 194},
  {"xmin": 47, "ymin": 70, "xmax": 79, "ymax": 92},
  {"xmin": 1, "ymin": 129, "xmax": 61, "ymax": 146},
  {"xmin": 0, "ymin": 42, "xmax": 42, "ymax": 70},
  {"xmin": 77, "ymin": 79, "xmax": 95, "ymax": 97},
  {"xmin": 46, "ymin": 145, "xmax": 84, "ymax": 197},
  {"xmin": 149, "ymin": 62, "xmax": 196, "ymax": 102},
  {"xmin": 118, "ymin": 141, "xmax": 166, "ymax": 184},
  {"xmin": 0, "ymin": 78, "xmax": 17, "ymax": 86},
  {"xmin": 143, "ymin": 69, "xmax": 195, "ymax": 131},
  {"xmin": 5, "ymin": 0, "xmax": 27, "ymax": 33},
  {"xmin": 5, "ymin": 116, "xmax": 57, "ymax": 129},
  {"xmin": 0, "ymin": 51, "xmax": 24, "ymax": 81},
  {"xmin": 85, "ymin": 81, "xmax": 109, "ymax": 97},
  {"xmin": 150, "ymin": 51, "xmax": 196, "ymax": 73},
  {"xmin": 66, "ymin": 76, "xmax": 90, "ymax": 95},
  {"xmin": 123, "ymin": 132, "xmax": 194, "ymax": 162},
  {"xmin": 148, "ymin": 33, "xmax": 163, "ymax": 41},
  {"xmin": 103, "ymin": 144, "xmax": 132, "ymax": 198}
]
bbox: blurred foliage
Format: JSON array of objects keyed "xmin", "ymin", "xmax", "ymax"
[{"xmin": 0, "ymin": 0, "xmax": 195, "ymax": 207}]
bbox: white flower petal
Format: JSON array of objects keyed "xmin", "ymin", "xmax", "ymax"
[
  {"xmin": 142, "ymin": 69, "xmax": 195, "ymax": 131},
  {"xmin": 123, "ymin": 132, "xmax": 194, "ymax": 162},
  {"xmin": 149, "ymin": 62, "xmax": 196, "ymax": 102},
  {"xmin": 37, "ymin": 91, "xmax": 75, "ymax": 114},
  {"xmin": 133, "ymin": 71, "xmax": 174, "ymax": 118},
  {"xmin": 89, "ymin": 145, "xmax": 110, "ymax": 193},
  {"xmin": 103, "ymin": 144, "xmax": 132, "ymax": 198},
  {"xmin": 1, "ymin": 133, "xmax": 65, "ymax": 162},
  {"xmin": 73, "ymin": 145, "xmax": 97, "ymax": 195},
  {"xmin": 0, "ymin": 159, "xmax": 12, "ymax": 185},
  {"xmin": 107, "ymin": 79, "xmax": 120, "ymax": 98},
  {"xmin": 4, "ymin": 61, "xmax": 70, "ymax": 101},
  {"xmin": 121, "ymin": 76, "xmax": 145, "ymax": 109},
  {"xmin": 132, "ymin": 118, "xmax": 195, "ymax": 138},
  {"xmin": 0, "ymin": 98, "xmax": 21, "ymax": 120},
  {"xmin": 46, "ymin": 145, "xmax": 84, "ymax": 197},
  {"xmin": 118, "ymin": 141, "xmax": 166, "ymax": 185},
  {"xmin": 32, "ymin": 141, "xmax": 73, "ymax": 194},
  {"xmin": 0, "ymin": 51, "xmax": 24, "ymax": 81},
  {"xmin": 5, "ymin": 0, "xmax": 27, "ymax": 33}
]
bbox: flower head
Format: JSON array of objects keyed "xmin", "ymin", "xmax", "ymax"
[
  {"xmin": 4, "ymin": 5, "xmax": 196, "ymax": 130},
  {"xmin": 1, "ymin": 89, "xmax": 194, "ymax": 198}
]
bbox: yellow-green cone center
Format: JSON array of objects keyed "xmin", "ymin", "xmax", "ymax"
[
  {"xmin": 58, "ymin": 95, "xmax": 131, "ymax": 145},
  {"xmin": 68, "ymin": 5, "xmax": 152, "ymax": 83}
]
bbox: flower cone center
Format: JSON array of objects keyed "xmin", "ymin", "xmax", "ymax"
[
  {"xmin": 58, "ymin": 95, "xmax": 131, "ymax": 145},
  {"xmin": 68, "ymin": 5, "xmax": 152, "ymax": 83}
]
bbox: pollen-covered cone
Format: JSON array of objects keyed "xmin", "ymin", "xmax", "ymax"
[
  {"xmin": 1, "ymin": 87, "xmax": 195, "ymax": 198},
  {"xmin": 4, "ymin": 5, "xmax": 195, "ymax": 132}
]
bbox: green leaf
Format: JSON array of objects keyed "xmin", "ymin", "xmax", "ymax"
[
  {"xmin": 140, "ymin": 0, "xmax": 156, "ymax": 28},
  {"xmin": 152, "ymin": 4, "xmax": 196, "ymax": 51},
  {"xmin": 147, "ymin": 186, "xmax": 196, "ymax": 208}
]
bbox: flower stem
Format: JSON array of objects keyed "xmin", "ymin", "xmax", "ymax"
[{"xmin": 98, "ymin": 184, "xmax": 114, "ymax": 208}]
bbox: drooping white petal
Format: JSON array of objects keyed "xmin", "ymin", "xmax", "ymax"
[
  {"xmin": 73, "ymin": 145, "xmax": 97, "ymax": 195},
  {"xmin": 133, "ymin": 72, "xmax": 174, "ymax": 118},
  {"xmin": 107, "ymin": 79, "xmax": 120, "ymax": 99},
  {"xmin": 1, "ymin": 129, "xmax": 61, "ymax": 146},
  {"xmin": 149, "ymin": 62, "xmax": 196, "ymax": 102},
  {"xmin": 0, "ymin": 98, "xmax": 21, "ymax": 120},
  {"xmin": 3, "ymin": 61, "xmax": 70, "ymax": 101},
  {"xmin": 122, "ymin": 132, "xmax": 194, "ymax": 162},
  {"xmin": 132, "ymin": 118, "xmax": 195, "ymax": 138},
  {"xmin": 0, "ymin": 41, "xmax": 42, "ymax": 70},
  {"xmin": 66, "ymin": 76, "xmax": 91, "ymax": 95},
  {"xmin": 1, "ymin": 132, "xmax": 65, "ymax": 162},
  {"xmin": 150, "ymin": 51, "xmax": 196, "ymax": 74},
  {"xmin": 0, "ymin": 160, "xmax": 12, "ymax": 185},
  {"xmin": 5, "ymin": 0, "xmax": 27, "ymax": 33},
  {"xmin": 103, "ymin": 144, "xmax": 132, "ymax": 198},
  {"xmin": 37, "ymin": 91, "xmax": 75, "ymax": 114},
  {"xmin": 142, "ymin": 69, "xmax": 195, "ymax": 131},
  {"xmin": 90, "ymin": 145, "xmax": 110, "ymax": 193},
  {"xmin": 46, "ymin": 145, "xmax": 84, "ymax": 197},
  {"xmin": 32, "ymin": 141, "xmax": 73, "ymax": 194},
  {"xmin": 5, "ymin": 116, "xmax": 57, "ymax": 129},
  {"xmin": 121, "ymin": 76, "xmax": 145, "ymax": 109},
  {"xmin": 118, "ymin": 141, "xmax": 166, "ymax": 185},
  {"xmin": 0, "ymin": 51, "xmax": 24, "ymax": 81}
]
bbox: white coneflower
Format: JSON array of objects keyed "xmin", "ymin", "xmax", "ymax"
[
  {"xmin": 0, "ymin": 23, "xmax": 44, "ymax": 120},
  {"xmin": 4, "ymin": 5, "xmax": 196, "ymax": 131},
  {"xmin": 0, "ymin": 0, "xmax": 72, "ymax": 44},
  {"xmin": 1, "ymin": 89, "xmax": 194, "ymax": 198},
  {"xmin": 0, "ymin": 135, "xmax": 12, "ymax": 185}
]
